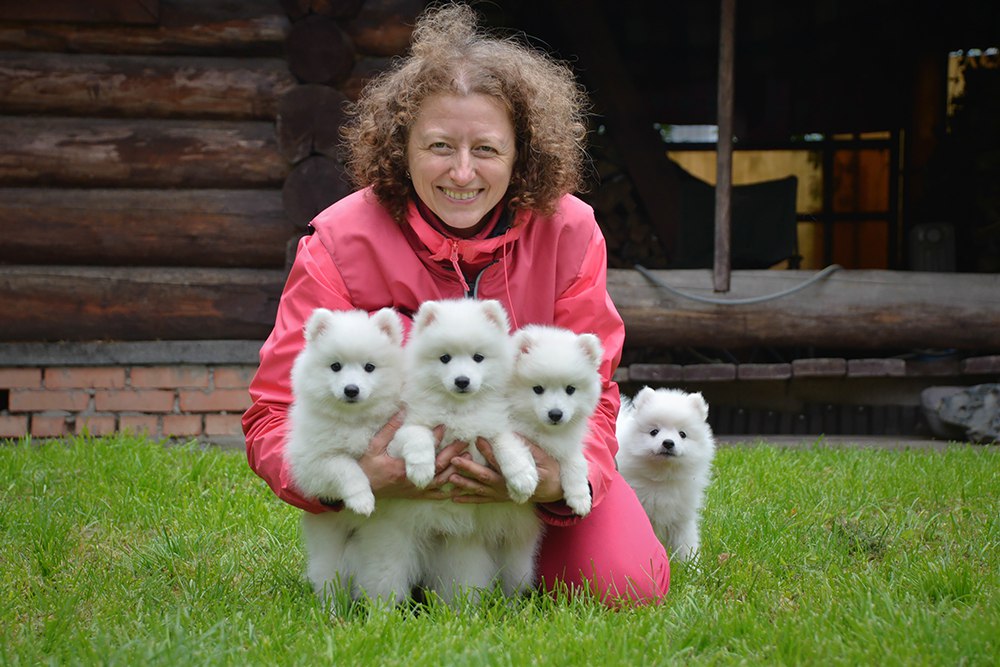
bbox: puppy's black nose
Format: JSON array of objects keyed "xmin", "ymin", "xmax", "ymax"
[
  {"xmin": 661, "ymin": 439, "xmax": 675, "ymax": 451},
  {"xmin": 454, "ymin": 376, "xmax": 470, "ymax": 390},
  {"xmin": 344, "ymin": 384, "xmax": 360, "ymax": 398},
  {"xmin": 547, "ymin": 408, "xmax": 563, "ymax": 423}
]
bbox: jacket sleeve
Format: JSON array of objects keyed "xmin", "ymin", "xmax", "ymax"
[
  {"xmin": 536, "ymin": 218, "xmax": 626, "ymax": 527},
  {"xmin": 242, "ymin": 233, "xmax": 355, "ymax": 513}
]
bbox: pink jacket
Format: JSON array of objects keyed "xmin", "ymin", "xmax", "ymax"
[{"xmin": 242, "ymin": 187, "xmax": 625, "ymax": 526}]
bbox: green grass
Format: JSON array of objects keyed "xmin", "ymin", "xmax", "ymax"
[{"xmin": 1, "ymin": 433, "xmax": 997, "ymax": 666}]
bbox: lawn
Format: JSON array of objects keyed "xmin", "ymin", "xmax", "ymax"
[{"xmin": 1, "ymin": 434, "xmax": 997, "ymax": 665}]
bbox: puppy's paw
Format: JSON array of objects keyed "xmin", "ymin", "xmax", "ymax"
[
  {"xmin": 344, "ymin": 490, "xmax": 376, "ymax": 517},
  {"xmin": 406, "ymin": 458, "xmax": 435, "ymax": 489},
  {"xmin": 564, "ymin": 491, "xmax": 592, "ymax": 517},
  {"xmin": 504, "ymin": 465, "xmax": 539, "ymax": 504}
]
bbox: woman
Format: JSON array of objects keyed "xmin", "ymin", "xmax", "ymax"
[{"xmin": 242, "ymin": 3, "xmax": 669, "ymax": 605}]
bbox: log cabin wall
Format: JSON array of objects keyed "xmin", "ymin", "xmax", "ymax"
[{"xmin": 0, "ymin": 0, "xmax": 427, "ymax": 443}]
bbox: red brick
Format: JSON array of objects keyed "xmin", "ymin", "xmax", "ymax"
[
  {"xmin": 0, "ymin": 368, "xmax": 42, "ymax": 389},
  {"xmin": 213, "ymin": 365, "xmax": 256, "ymax": 389},
  {"xmin": 120, "ymin": 415, "xmax": 160, "ymax": 437},
  {"xmin": 75, "ymin": 414, "xmax": 117, "ymax": 436},
  {"xmin": 0, "ymin": 415, "xmax": 29, "ymax": 438},
  {"xmin": 45, "ymin": 367, "xmax": 126, "ymax": 389},
  {"xmin": 94, "ymin": 389, "xmax": 175, "ymax": 413},
  {"xmin": 32, "ymin": 414, "xmax": 70, "ymax": 437},
  {"xmin": 204, "ymin": 414, "xmax": 244, "ymax": 437},
  {"xmin": 131, "ymin": 366, "xmax": 210, "ymax": 389},
  {"xmin": 163, "ymin": 414, "xmax": 204, "ymax": 437},
  {"xmin": 11, "ymin": 389, "xmax": 91, "ymax": 412},
  {"xmin": 178, "ymin": 389, "xmax": 250, "ymax": 413}
]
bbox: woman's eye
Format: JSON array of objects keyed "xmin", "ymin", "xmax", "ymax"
[
  {"xmin": 679, "ymin": 431, "xmax": 687, "ymax": 439},
  {"xmin": 649, "ymin": 428, "xmax": 659, "ymax": 437},
  {"xmin": 429, "ymin": 141, "xmax": 451, "ymax": 152},
  {"xmin": 533, "ymin": 386, "xmax": 544, "ymax": 395},
  {"xmin": 565, "ymin": 385, "xmax": 576, "ymax": 395},
  {"xmin": 473, "ymin": 353, "xmax": 484, "ymax": 363},
  {"xmin": 440, "ymin": 354, "xmax": 451, "ymax": 364},
  {"xmin": 475, "ymin": 145, "xmax": 497, "ymax": 154},
  {"xmin": 364, "ymin": 363, "xmax": 376, "ymax": 373},
  {"xmin": 330, "ymin": 363, "xmax": 342, "ymax": 372}
]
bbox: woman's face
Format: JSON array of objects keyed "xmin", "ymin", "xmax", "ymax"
[{"xmin": 406, "ymin": 92, "xmax": 516, "ymax": 236}]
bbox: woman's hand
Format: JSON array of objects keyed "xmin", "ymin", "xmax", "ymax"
[
  {"xmin": 358, "ymin": 413, "xmax": 466, "ymax": 500},
  {"xmin": 446, "ymin": 435, "xmax": 565, "ymax": 505}
]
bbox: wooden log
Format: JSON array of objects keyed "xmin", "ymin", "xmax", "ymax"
[
  {"xmin": 285, "ymin": 14, "xmax": 355, "ymax": 85},
  {"xmin": 341, "ymin": 55, "xmax": 394, "ymax": 101},
  {"xmin": 0, "ymin": 117, "xmax": 288, "ymax": 188},
  {"xmin": 280, "ymin": 0, "xmax": 363, "ymax": 20},
  {"xmin": 0, "ymin": 266, "xmax": 285, "ymax": 342},
  {"xmin": 0, "ymin": 0, "xmax": 159, "ymax": 24},
  {"xmin": 0, "ymin": 52, "xmax": 296, "ymax": 120},
  {"xmin": 0, "ymin": 0, "xmax": 290, "ymax": 56},
  {"xmin": 0, "ymin": 188, "xmax": 294, "ymax": 268},
  {"xmin": 608, "ymin": 268, "xmax": 1000, "ymax": 350},
  {"xmin": 276, "ymin": 84, "xmax": 349, "ymax": 163},
  {"xmin": 344, "ymin": 0, "xmax": 424, "ymax": 57},
  {"xmin": 281, "ymin": 155, "xmax": 354, "ymax": 227}
]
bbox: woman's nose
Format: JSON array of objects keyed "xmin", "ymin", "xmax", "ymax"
[{"xmin": 449, "ymin": 150, "xmax": 474, "ymax": 184}]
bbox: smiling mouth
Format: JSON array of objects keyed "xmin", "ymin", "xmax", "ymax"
[{"xmin": 440, "ymin": 187, "xmax": 479, "ymax": 201}]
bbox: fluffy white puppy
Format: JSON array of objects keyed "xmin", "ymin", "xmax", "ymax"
[
  {"xmin": 616, "ymin": 387, "xmax": 716, "ymax": 563},
  {"xmin": 508, "ymin": 324, "xmax": 604, "ymax": 517},
  {"xmin": 286, "ymin": 307, "xmax": 404, "ymax": 601},
  {"xmin": 382, "ymin": 298, "xmax": 539, "ymax": 602}
]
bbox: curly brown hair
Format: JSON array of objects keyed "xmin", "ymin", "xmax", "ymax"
[{"xmin": 341, "ymin": 2, "xmax": 590, "ymax": 222}]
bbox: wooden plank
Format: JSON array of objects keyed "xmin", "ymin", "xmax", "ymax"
[
  {"xmin": 713, "ymin": 0, "xmax": 736, "ymax": 292},
  {"xmin": 0, "ymin": 189, "xmax": 294, "ymax": 268},
  {"xmin": 608, "ymin": 268, "xmax": 1000, "ymax": 350},
  {"xmin": 0, "ymin": 52, "xmax": 296, "ymax": 120},
  {"xmin": 962, "ymin": 356, "xmax": 1000, "ymax": 375},
  {"xmin": 0, "ymin": 0, "xmax": 289, "ymax": 56},
  {"xmin": 344, "ymin": 0, "xmax": 424, "ymax": 57},
  {"xmin": 792, "ymin": 358, "xmax": 847, "ymax": 378},
  {"xmin": 0, "ymin": 117, "xmax": 288, "ymax": 188},
  {"xmin": 0, "ymin": 0, "xmax": 159, "ymax": 24},
  {"xmin": 0, "ymin": 266, "xmax": 285, "ymax": 342}
]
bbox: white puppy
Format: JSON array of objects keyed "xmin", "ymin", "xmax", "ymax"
[
  {"xmin": 285, "ymin": 307, "xmax": 405, "ymax": 601},
  {"xmin": 382, "ymin": 298, "xmax": 539, "ymax": 602},
  {"xmin": 508, "ymin": 325, "xmax": 604, "ymax": 517},
  {"xmin": 616, "ymin": 387, "xmax": 716, "ymax": 563}
]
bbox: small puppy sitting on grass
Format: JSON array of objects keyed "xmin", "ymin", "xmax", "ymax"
[{"xmin": 616, "ymin": 386, "xmax": 717, "ymax": 562}]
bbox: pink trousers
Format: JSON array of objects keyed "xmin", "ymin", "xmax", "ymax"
[{"xmin": 536, "ymin": 472, "xmax": 670, "ymax": 606}]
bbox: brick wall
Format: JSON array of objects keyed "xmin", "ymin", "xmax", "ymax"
[{"xmin": 0, "ymin": 341, "xmax": 261, "ymax": 447}]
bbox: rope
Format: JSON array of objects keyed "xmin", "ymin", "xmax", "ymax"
[{"xmin": 633, "ymin": 263, "xmax": 843, "ymax": 306}]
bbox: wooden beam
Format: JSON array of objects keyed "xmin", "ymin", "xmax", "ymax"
[
  {"xmin": 0, "ymin": 117, "xmax": 287, "ymax": 188},
  {"xmin": 0, "ymin": 52, "xmax": 295, "ymax": 120},
  {"xmin": 0, "ymin": 189, "xmax": 294, "ymax": 268},
  {"xmin": 607, "ymin": 268, "xmax": 1000, "ymax": 350},
  {"xmin": 714, "ymin": 0, "xmax": 736, "ymax": 292},
  {"xmin": 0, "ymin": 0, "xmax": 159, "ymax": 24}
]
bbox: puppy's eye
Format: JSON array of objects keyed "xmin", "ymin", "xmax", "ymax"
[
  {"xmin": 565, "ymin": 385, "xmax": 576, "ymax": 395},
  {"xmin": 679, "ymin": 431, "xmax": 687, "ymax": 439},
  {"xmin": 364, "ymin": 363, "xmax": 376, "ymax": 373},
  {"xmin": 330, "ymin": 362, "xmax": 342, "ymax": 372},
  {"xmin": 533, "ymin": 386, "xmax": 544, "ymax": 395},
  {"xmin": 440, "ymin": 354, "xmax": 451, "ymax": 364},
  {"xmin": 649, "ymin": 428, "xmax": 659, "ymax": 437},
  {"xmin": 473, "ymin": 353, "xmax": 484, "ymax": 363}
]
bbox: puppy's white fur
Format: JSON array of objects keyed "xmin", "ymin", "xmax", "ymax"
[
  {"xmin": 616, "ymin": 387, "xmax": 716, "ymax": 562},
  {"xmin": 508, "ymin": 325, "xmax": 604, "ymax": 517},
  {"xmin": 286, "ymin": 307, "xmax": 404, "ymax": 600},
  {"xmin": 379, "ymin": 298, "xmax": 539, "ymax": 602}
]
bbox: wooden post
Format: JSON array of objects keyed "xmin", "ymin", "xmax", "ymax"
[{"xmin": 714, "ymin": 0, "xmax": 736, "ymax": 292}]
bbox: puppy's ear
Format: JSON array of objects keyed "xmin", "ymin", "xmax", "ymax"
[
  {"xmin": 372, "ymin": 307, "xmax": 403, "ymax": 346},
  {"xmin": 633, "ymin": 386, "xmax": 656, "ymax": 411},
  {"xmin": 577, "ymin": 333, "xmax": 604, "ymax": 370},
  {"xmin": 512, "ymin": 327, "xmax": 535, "ymax": 359},
  {"xmin": 480, "ymin": 299, "xmax": 511, "ymax": 333},
  {"xmin": 304, "ymin": 308, "xmax": 334, "ymax": 342},
  {"xmin": 412, "ymin": 300, "xmax": 439, "ymax": 332},
  {"xmin": 689, "ymin": 391, "xmax": 710, "ymax": 421}
]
